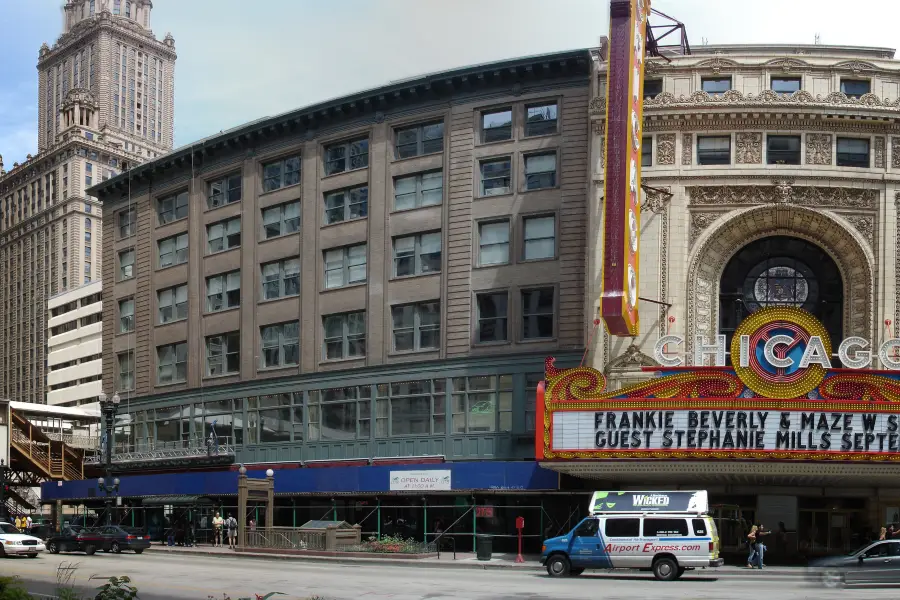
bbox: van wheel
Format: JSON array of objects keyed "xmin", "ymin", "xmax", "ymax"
[
  {"xmin": 653, "ymin": 557, "xmax": 679, "ymax": 581},
  {"xmin": 569, "ymin": 568, "xmax": 584, "ymax": 576},
  {"xmin": 676, "ymin": 567, "xmax": 686, "ymax": 579},
  {"xmin": 546, "ymin": 555, "xmax": 571, "ymax": 577}
]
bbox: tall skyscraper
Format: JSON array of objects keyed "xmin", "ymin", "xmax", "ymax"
[{"xmin": 0, "ymin": 0, "xmax": 176, "ymax": 405}]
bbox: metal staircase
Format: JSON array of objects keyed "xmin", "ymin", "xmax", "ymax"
[{"xmin": 9, "ymin": 410, "xmax": 85, "ymax": 481}]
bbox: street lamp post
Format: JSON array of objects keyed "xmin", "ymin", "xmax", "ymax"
[
  {"xmin": 98, "ymin": 391, "xmax": 121, "ymax": 525},
  {"xmin": 0, "ymin": 459, "xmax": 9, "ymax": 522}
]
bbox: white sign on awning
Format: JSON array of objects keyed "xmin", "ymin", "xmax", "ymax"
[{"xmin": 389, "ymin": 470, "xmax": 451, "ymax": 491}]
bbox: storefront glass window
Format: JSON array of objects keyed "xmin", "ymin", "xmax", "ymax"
[
  {"xmin": 307, "ymin": 386, "xmax": 371, "ymax": 441},
  {"xmin": 374, "ymin": 380, "xmax": 445, "ymax": 437},
  {"xmin": 451, "ymin": 376, "xmax": 513, "ymax": 433}
]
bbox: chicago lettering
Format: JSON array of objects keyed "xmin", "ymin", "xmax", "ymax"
[{"xmin": 591, "ymin": 410, "xmax": 900, "ymax": 453}]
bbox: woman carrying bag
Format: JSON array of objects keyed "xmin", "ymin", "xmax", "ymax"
[{"xmin": 747, "ymin": 525, "xmax": 759, "ymax": 568}]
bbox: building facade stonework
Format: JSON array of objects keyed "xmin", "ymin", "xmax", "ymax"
[
  {"xmin": 588, "ymin": 43, "xmax": 900, "ymax": 378},
  {"xmin": 0, "ymin": 0, "xmax": 175, "ymax": 404}
]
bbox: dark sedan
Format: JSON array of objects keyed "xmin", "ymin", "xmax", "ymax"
[
  {"xmin": 46, "ymin": 526, "xmax": 91, "ymax": 554},
  {"xmin": 808, "ymin": 540, "xmax": 900, "ymax": 587},
  {"xmin": 94, "ymin": 526, "xmax": 151, "ymax": 554}
]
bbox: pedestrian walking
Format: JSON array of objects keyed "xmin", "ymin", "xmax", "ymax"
[
  {"xmin": 746, "ymin": 525, "xmax": 758, "ymax": 568},
  {"xmin": 880, "ymin": 526, "xmax": 887, "ymax": 541},
  {"xmin": 754, "ymin": 523, "xmax": 770, "ymax": 569},
  {"xmin": 249, "ymin": 518, "xmax": 256, "ymax": 532},
  {"xmin": 25, "ymin": 515, "xmax": 32, "ymax": 529},
  {"xmin": 226, "ymin": 514, "xmax": 238, "ymax": 549},
  {"xmin": 212, "ymin": 512, "xmax": 224, "ymax": 547}
]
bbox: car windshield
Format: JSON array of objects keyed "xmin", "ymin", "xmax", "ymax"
[
  {"xmin": 0, "ymin": 524, "xmax": 20, "ymax": 534},
  {"xmin": 847, "ymin": 544, "xmax": 873, "ymax": 556}
]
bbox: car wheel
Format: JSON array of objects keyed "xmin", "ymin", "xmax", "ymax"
[
  {"xmin": 569, "ymin": 568, "xmax": 585, "ymax": 576},
  {"xmin": 84, "ymin": 545, "xmax": 96, "ymax": 556},
  {"xmin": 821, "ymin": 570, "xmax": 845, "ymax": 589},
  {"xmin": 133, "ymin": 549, "xmax": 144, "ymax": 554},
  {"xmin": 111, "ymin": 542, "xmax": 121, "ymax": 554},
  {"xmin": 545, "ymin": 554, "xmax": 571, "ymax": 577},
  {"xmin": 47, "ymin": 541, "xmax": 59, "ymax": 554},
  {"xmin": 652, "ymin": 557, "xmax": 679, "ymax": 581}
]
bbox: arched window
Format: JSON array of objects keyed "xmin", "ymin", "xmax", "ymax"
[
  {"xmin": 114, "ymin": 0, "xmax": 121, "ymax": 15},
  {"xmin": 85, "ymin": 218, "xmax": 92, "ymax": 230},
  {"xmin": 126, "ymin": 1, "xmax": 131, "ymax": 18},
  {"xmin": 719, "ymin": 236, "xmax": 843, "ymax": 353},
  {"xmin": 89, "ymin": 0, "xmax": 95, "ymax": 15}
]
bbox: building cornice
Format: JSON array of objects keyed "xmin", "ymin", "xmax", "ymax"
[{"xmin": 39, "ymin": 11, "xmax": 176, "ymax": 66}]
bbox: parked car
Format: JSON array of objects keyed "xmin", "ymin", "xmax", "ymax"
[
  {"xmin": 0, "ymin": 522, "xmax": 45, "ymax": 558},
  {"xmin": 809, "ymin": 539, "xmax": 900, "ymax": 587},
  {"xmin": 88, "ymin": 526, "xmax": 151, "ymax": 555},
  {"xmin": 46, "ymin": 526, "xmax": 91, "ymax": 554}
]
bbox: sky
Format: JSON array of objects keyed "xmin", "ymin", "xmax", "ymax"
[{"xmin": 1, "ymin": 0, "xmax": 899, "ymax": 166}]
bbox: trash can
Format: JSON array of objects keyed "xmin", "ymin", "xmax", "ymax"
[{"xmin": 476, "ymin": 534, "xmax": 493, "ymax": 561}]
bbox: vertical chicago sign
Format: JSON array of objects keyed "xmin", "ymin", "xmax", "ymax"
[{"xmin": 600, "ymin": 0, "xmax": 650, "ymax": 336}]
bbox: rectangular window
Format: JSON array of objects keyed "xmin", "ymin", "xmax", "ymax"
[
  {"xmin": 207, "ymin": 217, "xmax": 241, "ymax": 253},
  {"xmin": 480, "ymin": 157, "xmax": 512, "ymax": 196},
  {"xmin": 767, "ymin": 135, "xmax": 801, "ymax": 165},
  {"xmin": 323, "ymin": 312, "xmax": 366, "ymax": 360},
  {"xmin": 118, "ymin": 248, "xmax": 135, "ymax": 280},
  {"xmin": 643, "ymin": 518, "xmax": 689, "ymax": 537},
  {"xmin": 840, "ymin": 79, "xmax": 870, "ymax": 99},
  {"xmin": 478, "ymin": 220, "xmax": 510, "ymax": 266},
  {"xmin": 697, "ymin": 136, "xmax": 731, "ymax": 165},
  {"xmin": 451, "ymin": 375, "xmax": 513, "ymax": 433},
  {"xmin": 395, "ymin": 121, "xmax": 444, "ymax": 158},
  {"xmin": 117, "ymin": 351, "xmax": 134, "ymax": 391},
  {"xmin": 261, "ymin": 201, "xmax": 301, "ymax": 239},
  {"xmin": 772, "ymin": 77, "xmax": 801, "ymax": 95},
  {"xmin": 260, "ymin": 257, "xmax": 301, "ymax": 299},
  {"xmin": 260, "ymin": 321, "xmax": 300, "ymax": 368},
  {"xmin": 392, "ymin": 232, "xmax": 441, "ymax": 277},
  {"xmin": 523, "ymin": 215, "xmax": 555, "ymax": 260},
  {"xmin": 118, "ymin": 298, "xmax": 134, "ymax": 333},
  {"xmin": 524, "ymin": 153, "xmax": 557, "ymax": 190},
  {"xmin": 157, "ymin": 284, "xmax": 188, "ymax": 324},
  {"xmin": 324, "ymin": 185, "xmax": 368, "ymax": 224},
  {"xmin": 118, "ymin": 207, "xmax": 136, "ymax": 238},
  {"xmin": 262, "ymin": 156, "xmax": 301, "ymax": 192},
  {"xmin": 324, "ymin": 244, "xmax": 367, "ymax": 289},
  {"xmin": 376, "ymin": 380, "xmax": 446, "ymax": 437},
  {"xmin": 391, "ymin": 302, "xmax": 440, "ymax": 352},
  {"xmin": 525, "ymin": 102, "xmax": 558, "ymax": 137},
  {"xmin": 394, "ymin": 171, "xmax": 442, "ymax": 211},
  {"xmin": 605, "ymin": 518, "xmax": 641, "ymax": 538},
  {"xmin": 525, "ymin": 373, "xmax": 543, "ymax": 431},
  {"xmin": 522, "ymin": 287, "xmax": 555, "ymax": 339},
  {"xmin": 476, "ymin": 292, "xmax": 508, "ymax": 343},
  {"xmin": 157, "ymin": 342, "xmax": 188, "ymax": 384},
  {"xmin": 641, "ymin": 136, "xmax": 652, "ymax": 167},
  {"xmin": 643, "ymin": 79, "xmax": 663, "ymax": 99},
  {"xmin": 206, "ymin": 271, "xmax": 240, "ymax": 312},
  {"xmin": 157, "ymin": 190, "xmax": 188, "ymax": 224},
  {"xmin": 206, "ymin": 331, "xmax": 240, "ymax": 376},
  {"xmin": 157, "ymin": 233, "xmax": 188, "ymax": 267},
  {"xmin": 482, "ymin": 108, "xmax": 512, "ymax": 142},
  {"xmin": 324, "ymin": 137, "xmax": 369, "ymax": 175},
  {"xmin": 837, "ymin": 137, "xmax": 870, "ymax": 168},
  {"xmin": 701, "ymin": 77, "xmax": 732, "ymax": 95},
  {"xmin": 207, "ymin": 173, "xmax": 242, "ymax": 208},
  {"xmin": 308, "ymin": 386, "xmax": 371, "ymax": 441}
]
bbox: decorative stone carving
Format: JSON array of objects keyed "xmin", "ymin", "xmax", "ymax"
[
  {"xmin": 656, "ymin": 133, "xmax": 676, "ymax": 165},
  {"xmin": 765, "ymin": 57, "xmax": 809, "ymax": 72},
  {"xmin": 592, "ymin": 121, "xmax": 604, "ymax": 135},
  {"xmin": 689, "ymin": 212, "xmax": 720, "ymax": 244},
  {"xmin": 643, "ymin": 89, "xmax": 900, "ymax": 111},
  {"xmin": 892, "ymin": 137, "xmax": 900, "ymax": 169},
  {"xmin": 875, "ymin": 137, "xmax": 886, "ymax": 169},
  {"xmin": 589, "ymin": 96, "xmax": 607, "ymax": 116},
  {"xmin": 597, "ymin": 135, "xmax": 605, "ymax": 166},
  {"xmin": 847, "ymin": 215, "xmax": 875, "ymax": 245},
  {"xmin": 687, "ymin": 185, "xmax": 877, "ymax": 210},
  {"xmin": 641, "ymin": 186, "xmax": 671, "ymax": 214},
  {"xmin": 806, "ymin": 133, "xmax": 833, "ymax": 165},
  {"xmin": 735, "ymin": 132, "xmax": 762, "ymax": 164},
  {"xmin": 686, "ymin": 205, "xmax": 874, "ymax": 360},
  {"xmin": 604, "ymin": 344, "xmax": 658, "ymax": 376},
  {"xmin": 835, "ymin": 60, "xmax": 876, "ymax": 74},
  {"xmin": 681, "ymin": 133, "xmax": 692, "ymax": 165},
  {"xmin": 697, "ymin": 52, "xmax": 738, "ymax": 74}
]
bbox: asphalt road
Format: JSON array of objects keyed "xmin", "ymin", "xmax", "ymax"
[{"xmin": 9, "ymin": 552, "xmax": 900, "ymax": 600}]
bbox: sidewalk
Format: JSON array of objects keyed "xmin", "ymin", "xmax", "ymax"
[{"xmin": 145, "ymin": 544, "xmax": 809, "ymax": 576}]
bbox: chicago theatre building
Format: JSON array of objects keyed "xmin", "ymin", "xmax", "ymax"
[{"xmin": 44, "ymin": 39, "xmax": 900, "ymax": 556}]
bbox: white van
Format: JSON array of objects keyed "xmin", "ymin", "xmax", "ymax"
[{"xmin": 540, "ymin": 490, "xmax": 723, "ymax": 581}]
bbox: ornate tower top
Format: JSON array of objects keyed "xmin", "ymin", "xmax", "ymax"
[{"xmin": 63, "ymin": 0, "xmax": 154, "ymax": 35}]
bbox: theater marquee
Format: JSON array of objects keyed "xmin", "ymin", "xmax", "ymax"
[{"xmin": 537, "ymin": 307, "xmax": 900, "ymax": 462}]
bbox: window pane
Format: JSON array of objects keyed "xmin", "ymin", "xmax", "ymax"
[
  {"xmin": 480, "ymin": 222, "xmax": 509, "ymax": 245},
  {"xmin": 483, "ymin": 109, "xmax": 512, "ymax": 142},
  {"xmin": 525, "ymin": 104, "xmax": 558, "ymax": 136}
]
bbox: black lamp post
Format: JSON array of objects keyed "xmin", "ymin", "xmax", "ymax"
[
  {"xmin": 98, "ymin": 391, "xmax": 121, "ymax": 525},
  {"xmin": 0, "ymin": 459, "xmax": 9, "ymax": 522}
]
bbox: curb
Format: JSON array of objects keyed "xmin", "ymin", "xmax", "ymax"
[{"xmin": 142, "ymin": 547, "xmax": 810, "ymax": 575}]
